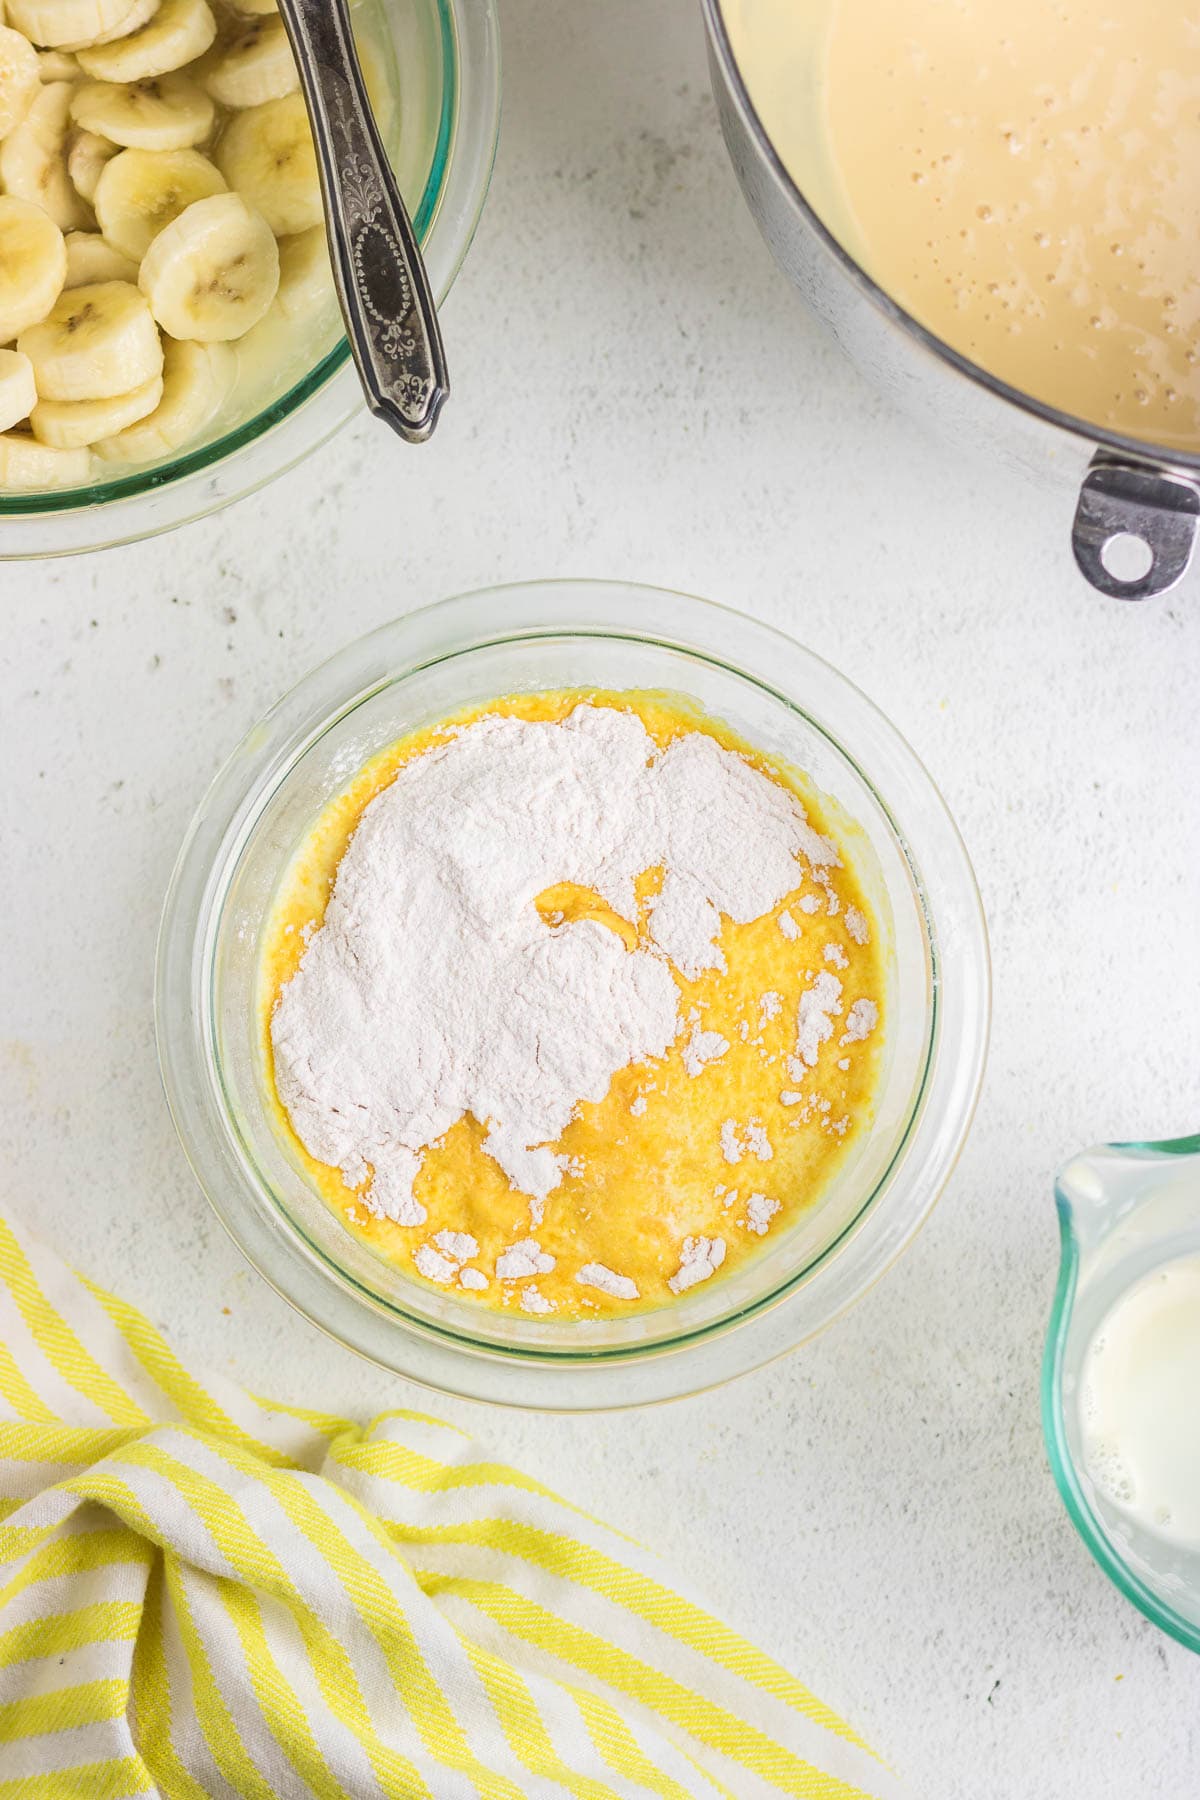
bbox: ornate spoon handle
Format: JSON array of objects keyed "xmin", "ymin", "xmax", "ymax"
[{"xmin": 276, "ymin": 0, "xmax": 449, "ymax": 443}]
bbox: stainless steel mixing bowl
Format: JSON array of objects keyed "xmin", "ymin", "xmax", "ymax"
[{"xmin": 701, "ymin": 0, "xmax": 1200, "ymax": 602}]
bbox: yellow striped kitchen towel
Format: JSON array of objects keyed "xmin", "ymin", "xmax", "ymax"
[{"xmin": 0, "ymin": 1211, "xmax": 902, "ymax": 1799}]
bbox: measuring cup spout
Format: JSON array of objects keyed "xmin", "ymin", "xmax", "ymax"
[
  {"xmin": 1054, "ymin": 1146, "xmax": 1131, "ymax": 1256},
  {"xmin": 1055, "ymin": 1133, "xmax": 1200, "ymax": 1266}
]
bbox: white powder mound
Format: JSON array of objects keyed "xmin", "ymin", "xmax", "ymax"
[
  {"xmin": 795, "ymin": 972, "xmax": 843, "ymax": 1069},
  {"xmin": 845, "ymin": 905, "xmax": 869, "ymax": 945},
  {"xmin": 744, "ymin": 1193, "xmax": 780, "ymax": 1235},
  {"xmin": 798, "ymin": 894, "xmax": 821, "ymax": 915},
  {"xmin": 668, "ymin": 1235, "xmax": 727, "ymax": 1294},
  {"xmin": 417, "ymin": 1233, "xmax": 487, "ymax": 1290},
  {"xmin": 744, "ymin": 1120, "xmax": 773, "ymax": 1160},
  {"xmin": 778, "ymin": 909, "xmax": 800, "ymax": 940},
  {"xmin": 414, "ymin": 1245, "xmax": 458, "ymax": 1284},
  {"xmin": 433, "ymin": 1230, "xmax": 478, "ymax": 1261},
  {"xmin": 682, "ymin": 1028, "xmax": 730, "ymax": 1077},
  {"xmin": 576, "ymin": 1262, "xmax": 639, "ymax": 1300},
  {"xmin": 842, "ymin": 998, "xmax": 879, "ymax": 1044},
  {"xmin": 272, "ymin": 704, "xmax": 826, "ymax": 1225},
  {"xmin": 721, "ymin": 1118, "xmax": 773, "ymax": 1162},
  {"xmin": 495, "ymin": 1239, "xmax": 555, "ymax": 1280},
  {"xmin": 823, "ymin": 943, "xmax": 848, "ymax": 969}
]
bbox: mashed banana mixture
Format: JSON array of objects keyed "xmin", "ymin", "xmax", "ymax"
[{"xmin": 260, "ymin": 691, "xmax": 887, "ymax": 1319}]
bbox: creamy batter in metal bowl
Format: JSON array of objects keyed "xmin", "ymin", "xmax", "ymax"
[{"xmin": 705, "ymin": 0, "xmax": 1200, "ymax": 600}]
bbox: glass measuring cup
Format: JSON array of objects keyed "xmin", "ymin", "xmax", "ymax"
[{"xmin": 1043, "ymin": 1133, "xmax": 1200, "ymax": 1651}]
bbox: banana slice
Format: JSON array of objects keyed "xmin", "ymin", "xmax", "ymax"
[
  {"xmin": 67, "ymin": 126, "xmax": 118, "ymax": 200},
  {"xmin": 275, "ymin": 223, "xmax": 332, "ymax": 323},
  {"xmin": 0, "ymin": 195, "xmax": 67, "ymax": 341},
  {"xmin": 94, "ymin": 143, "xmax": 223, "ymax": 258},
  {"xmin": 96, "ymin": 332, "xmax": 230, "ymax": 457},
  {"xmin": 31, "ymin": 366, "xmax": 160, "ymax": 443},
  {"xmin": 1, "ymin": 81, "xmax": 93, "ymax": 230},
  {"xmin": 76, "ymin": 0, "xmax": 214, "ymax": 83},
  {"xmin": 203, "ymin": 13, "xmax": 294, "ymax": 109},
  {"xmin": 8, "ymin": 0, "xmax": 134, "ymax": 49},
  {"xmin": 60, "ymin": 0, "xmax": 157, "ymax": 51},
  {"xmin": 63, "ymin": 227, "xmax": 137, "ymax": 283},
  {"xmin": 0, "ymin": 24, "xmax": 40, "ymax": 140},
  {"xmin": 70, "ymin": 70, "xmax": 213, "ymax": 148},
  {"xmin": 0, "ymin": 427, "xmax": 89, "ymax": 486},
  {"xmin": 0, "ymin": 348, "xmax": 37, "ymax": 432},
  {"xmin": 18, "ymin": 278, "xmax": 162, "ymax": 398},
  {"xmin": 138, "ymin": 189, "xmax": 276, "ymax": 338},
  {"xmin": 215, "ymin": 89, "xmax": 318, "ymax": 235},
  {"xmin": 35, "ymin": 46, "xmax": 76, "ymax": 76},
  {"xmin": 228, "ymin": 0, "xmax": 276, "ymax": 16}
]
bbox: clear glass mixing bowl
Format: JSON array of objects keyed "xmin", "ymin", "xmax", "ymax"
[
  {"xmin": 156, "ymin": 580, "xmax": 990, "ymax": 1407},
  {"xmin": 0, "ymin": 0, "xmax": 500, "ymax": 559}
]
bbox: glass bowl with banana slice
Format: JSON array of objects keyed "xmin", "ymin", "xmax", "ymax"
[{"xmin": 0, "ymin": 0, "xmax": 499, "ymax": 555}]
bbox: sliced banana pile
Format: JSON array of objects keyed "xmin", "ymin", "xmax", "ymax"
[{"xmin": 0, "ymin": 0, "xmax": 336, "ymax": 491}]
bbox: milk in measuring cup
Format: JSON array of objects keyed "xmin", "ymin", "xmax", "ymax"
[{"xmin": 1081, "ymin": 1254, "xmax": 1200, "ymax": 1550}]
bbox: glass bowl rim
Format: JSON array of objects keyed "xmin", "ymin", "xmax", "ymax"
[
  {"xmin": 214, "ymin": 632, "xmax": 933, "ymax": 1361},
  {"xmin": 156, "ymin": 578, "xmax": 991, "ymax": 1407}
]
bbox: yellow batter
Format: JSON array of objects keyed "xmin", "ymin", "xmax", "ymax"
[
  {"xmin": 723, "ymin": 0, "xmax": 1200, "ymax": 449},
  {"xmin": 259, "ymin": 690, "xmax": 887, "ymax": 1318}
]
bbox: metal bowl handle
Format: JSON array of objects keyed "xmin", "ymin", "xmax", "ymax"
[{"xmin": 1072, "ymin": 461, "xmax": 1199, "ymax": 601}]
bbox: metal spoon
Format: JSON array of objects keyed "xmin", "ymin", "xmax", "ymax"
[{"xmin": 276, "ymin": 0, "xmax": 449, "ymax": 443}]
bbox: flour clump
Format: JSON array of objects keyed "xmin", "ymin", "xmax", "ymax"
[{"xmin": 271, "ymin": 703, "xmax": 827, "ymax": 1230}]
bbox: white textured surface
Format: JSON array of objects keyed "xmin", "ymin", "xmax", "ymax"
[{"xmin": 3, "ymin": 3, "xmax": 1199, "ymax": 1794}]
